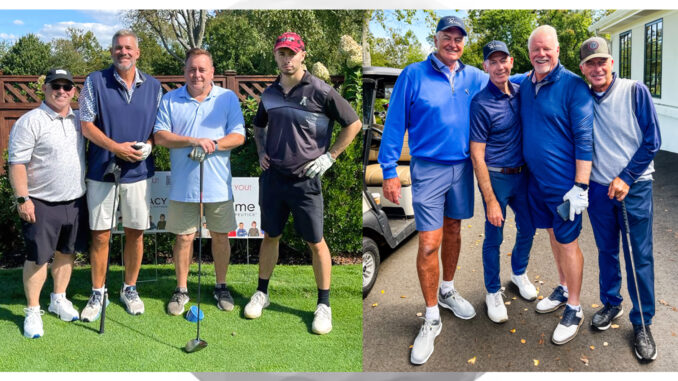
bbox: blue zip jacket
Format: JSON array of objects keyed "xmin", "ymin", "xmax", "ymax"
[
  {"xmin": 378, "ymin": 54, "xmax": 489, "ymax": 180},
  {"xmin": 520, "ymin": 62, "xmax": 593, "ymax": 195}
]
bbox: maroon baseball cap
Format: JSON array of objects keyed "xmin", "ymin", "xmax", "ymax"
[{"xmin": 274, "ymin": 32, "xmax": 305, "ymax": 53}]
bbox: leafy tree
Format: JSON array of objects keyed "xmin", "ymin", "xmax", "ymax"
[
  {"xmin": 537, "ymin": 10, "xmax": 595, "ymax": 72},
  {"xmin": 0, "ymin": 34, "xmax": 51, "ymax": 75},
  {"xmin": 0, "ymin": 40, "xmax": 10, "ymax": 64},
  {"xmin": 370, "ymin": 30, "xmax": 426, "ymax": 68},
  {"xmin": 134, "ymin": 28, "xmax": 184, "ymax": 75},
  {"xmin": 50, "ymin": 28, "xmax": 109, "ymax": 75},
  {"xmin": 364, "ymin": 10, "xmax": 437, "ymax": 67}
]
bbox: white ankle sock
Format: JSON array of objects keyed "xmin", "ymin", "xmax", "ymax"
[
  {"xmin": 566, "ymin": 303, "xmax": 581, "ymax": 311},
  {"xmin": 440, "ymin": 280, "xmax": 455, "ymax": 295},
  {"xmin": 123, "ymin": 283, "xmax": 134, "ymax": 290},
  {"xmin": 92, "ymin": 287, "xmax": 105, "ymax": 294},
  {"xmin": 51, "ymin": 292, "xmax": 65, "ymax": 300},
  {"xmin": 561, "ymin": 284, "xmax": 568, "ymax": 293},
  {"xmin": 425, "ymin": 305, "xmax": 440, "ymax": 321},
  {"xmin": 26, "ymin": 305, "xmax": 40, "ymax": 312}
]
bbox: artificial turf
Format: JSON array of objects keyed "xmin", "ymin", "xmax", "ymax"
[{"xmin": 0, "ymin": 263, "xmax": 362, "ymax": 372}]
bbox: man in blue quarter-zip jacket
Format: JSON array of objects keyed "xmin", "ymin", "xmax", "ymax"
[
  {"xmin": 579, "ymin": 37, "xmax": 661, "ymax": 361},
  {"xmin": 378, "ymin": 15, "xmax": 488, "ymax": 365},
  {"xmin": 520, "ymin": 25, "xmax": 593, "ymax": 346}
]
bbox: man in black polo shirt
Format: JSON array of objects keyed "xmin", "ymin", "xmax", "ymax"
[{"xmin": 246, "ymin": 32, "xmax": 362, "ymax": 335}]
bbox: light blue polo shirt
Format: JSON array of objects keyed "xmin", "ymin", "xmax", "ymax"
[{"xmin": 154, "ymin": 84, "xmax": 245, "ymax": 203}]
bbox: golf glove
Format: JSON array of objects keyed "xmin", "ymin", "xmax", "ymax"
[
  {"xmin": 189, "ymin": 146, "xmax": 207, "ymax": 163},
  {"xmin": 562, "ymin": 184, "xmax": 588, "ymax": 221},
  {"xmin": 303, "ymin": 152, "xmax": 335, "ymax": 178},
  {"xmin": 134, "ymin": 142, "xmax": 152, "ymax": 160}
]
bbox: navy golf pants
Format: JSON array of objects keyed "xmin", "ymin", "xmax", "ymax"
[
  {"xmin": 588, "ymin": 180, "xmax": 655, "ymax": 326},
  {"xmin": 481, "ymin": 171, "xmax": 536, "ymax": 293}
]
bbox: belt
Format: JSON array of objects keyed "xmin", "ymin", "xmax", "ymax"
[{"xmin": 487, "ymin": 165, "xmax": 525, "ymax": 175}]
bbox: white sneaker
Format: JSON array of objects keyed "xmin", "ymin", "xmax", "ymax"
[
  {"xmin": 511, "ymin": 272, "xmax": 538, "ymax": 301},
  {"xmin": 23, "ymin": 307, "xmax": 44, "ymax": 339},
  {"xmin": 410, "ymin": 318, "xmax": 442, "ymax": 365},
  {"xmin": 438, "ymin": 288, "xmax": 476, "ymax": 319},
  {"xmin": 244, "ymin": 291, "xmax": 270, "ymax": 319},
  {"xmin": 485, "ymin": 290, "xmax": 508, "ymax": 323},
  {"xmin": 120, "ymin": 285, "xmax": 145, "ymax": 315},
  {"xmin": 311, "ymin": 304, "xmax": 332, "ymax": 334},
  {"xmin": 552, "ymin": 305, "xmax": 584, "ymax": 345},
  {"xmin": 48, "ymin": 293, "xmax": 79, "ymax": 322},
  {"xmin": 536, "ymin": 285, "xmax": 568, "ymax": 313},
  {"xmin": 81, "ymin": 291, "xmax": 109, "ymax": 323}
]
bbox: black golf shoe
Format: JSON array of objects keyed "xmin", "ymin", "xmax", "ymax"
[
  {"xmin": 633, "ymin": 324, "xmax": 657, "ymax": 361},
  {"xmin": 591, "ymin": 304, "xmax": 623, "ymax": 330}
]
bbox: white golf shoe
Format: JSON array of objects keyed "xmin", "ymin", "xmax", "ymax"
[
  {"xmin": 438, "ymin": 288, "xmax": 476, "ymax": 319},
  {"xmin": 486, "ymin": 290, "xmax": 508, "ymax": 323},
  {"xmin": 120, "ymin": 285, "xmax": 145, "ymax": 315},
  {"xmin": 311, "ymin": 304, "xmax": 332, "ymax": 335},
  {"xmin": 244, "ymin": 291, "xmax": 270, "ymax": 319},
  {"xmin": 536, "ymin": 285, "xmax": 568, "ymax": 313},
  {"xmin": 552, "ymin": 305, "xmax": 584, "ymax": 345},
  {"xmin": 410, "ymin": 317, "xmax": 442, "ymax": 365},
  {"xmin": 511, "ymin": 272, "xmax": 538, "ymax": 301},
  {"xmin": 23, "ymin": 307, "xmax": 44, "ymax": 339},
  {"xmin": 48, "ymin": 293, "xmax": 79, "ymax": 322}
]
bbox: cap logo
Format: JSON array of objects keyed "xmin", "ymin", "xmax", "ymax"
[
  {"xmin": 55, "ymin": 69, "xmax": 67, "ymax": 75},
  {"xmin": 488, "ymin": 42, "xmax": 496, "ymax": 49},
  {"xmin": 588, "ymin": 41, "xmax": 599, "ymax": 50}
]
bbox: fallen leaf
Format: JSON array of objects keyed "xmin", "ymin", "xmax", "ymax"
[
  {"xmin": 472, "ymin": 269, "xmax": 476, "ymax": 272},
  {"xmin": 521, "ymin": 339, "xmax": 526, "ymax": 344},
  {"xmin": 659, "ymin": 299, "xmax": 669, "ymax": 306},
  {"xmin": 512, "ymin": 297, "xmax": 517, "ymax": 300},
  {"xmin": 400, "ymin": 295, "xmax": 407, "ymax": 298},
  {"xmin": 479, "ymin": 234, "xmax": 484, "ymax": 237},
  {"xmin": 673, "ymin": 307, "xmax": 677, "ymax": 312},
  {"xmin": 611, "ymin": 324, "xmax": 620, "ymax": 329},
  {"xmin": 538, "ymin": 296, "xmax": 544, "ymax": 300},
  {"xmin": 590, "ymin": 345, "xmax": 595, "ymax": 350},
  {"xmin": 539, "ymin": 280, "xmax": 544, "ymax": 285},
  {"xmin": 380, "ymin": 290, "xmax": 385, "ymax": 294},
  {"xmin": 467, "ymin": 224, "xmax": 472, "ymax": 228},
  {"xmin": 580, "ymin": 355, "xmax": 589, "ymax": 366},
  {"xmin": 505, "ymin": 301, "xmax": 511, "ymax": 305},
  {"xmin": 603, "ymin": 342, "xmax": 609, "ymax": 346},
  {"xmin": 457, "ymin": 266, "xmax": 461, "ymax": 270},
  {"xmin": 524, "ymin": 308, "xmax": 528, "ymax": 311},
  {"xmin": 591, "ymin": 304, "xmax": 600, "ymax": 308},
  {"xmin": 538, "ymin": 333, "xmax": 545, "ymax": 345},
  {"xmin": 468, "ymin": 356, "xmax": 477, "ymax": 365},
  {"xmin": 372, "ymin": 303, "xmax": 378, "ymax": 307},
  {"xmin": 533, "ymin": 359, "xmax": 539, "ymax": 366},
  {"xmin": 409, "ymin": 345, "xmax": 413, "ymax": 348},
  {"xmin": 509, "ymin": 328, "xmax": 516, "ymax": 333},
  {"xmin": 416, "ymin": 312, "xmax": 423, "ymax": 317},
  {"xmin": 506, "ymin": 252, "xmax": 512, "ymax": 257},
  {"xmin": 535, "ymin": 275, "xmax": 540, "ymax": 280}
]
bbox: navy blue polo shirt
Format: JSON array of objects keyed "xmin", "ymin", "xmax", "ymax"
[{"xmin": 470, "ymin": 80, "xmax": 524, "ymax": 168}]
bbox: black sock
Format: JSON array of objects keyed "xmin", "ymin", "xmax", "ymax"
[
  {"xmin": 257, "ymin": 278, "xmax": 269, "ymax": 294},
  {"xmin": 317, "ymin": 288, "xmax": 330, "ymax": 307},
  {"xmin": 215, "ymin": 283, "xmax": 227, "ymax": 291}
]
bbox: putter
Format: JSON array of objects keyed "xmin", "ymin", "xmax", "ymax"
[
  {"xmin": 185, "ymin": 160, "xmax": 207, "ymax": 353},
  {"xmin": 100, "ymin": 159, "xmax": 121, "ymax": 334},
  {"xmin": 621, "ymin": 200, "xmax": 651, "ymax": 354}
]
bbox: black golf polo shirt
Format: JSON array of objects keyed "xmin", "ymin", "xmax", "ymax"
[{"xmin": 253, "ymin": 71, "xmax": 359, "ymax": 177}]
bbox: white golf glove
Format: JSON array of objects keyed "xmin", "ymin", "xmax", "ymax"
[
  {"xmin": 562, "ymin": 184, "xmax": 589, "ymax": 221},
  {"xmin": 303, "ymin": 152, "xmax": 336, "ymax": 178},
  {"xmin": 133, "ymin": 142, "xmax": 152, "ymax": 160},
  {"xmin": 189, "ymin": 146, "xmax": 206, "ymax": 163}
]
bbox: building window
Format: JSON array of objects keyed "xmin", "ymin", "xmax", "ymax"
[
  {"xmin": 619, "ymin": 31, "xmax": 631, "ymax": 79},
  {"xmin": 644, "ymin": 19, "xmax": 662, "ymax": 97}
]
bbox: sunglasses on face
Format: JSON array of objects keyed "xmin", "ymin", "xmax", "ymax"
[{"xmin": 50, "ymin": 83, "xmax": 74, "ymax": 91}]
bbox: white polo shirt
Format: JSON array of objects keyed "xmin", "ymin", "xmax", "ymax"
[{"xmin": 9, "ymin": 102, "xmax": 86, "ymax": 202}]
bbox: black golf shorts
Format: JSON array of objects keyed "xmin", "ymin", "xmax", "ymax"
[
  {"xmin": 259, "ymin": 168, "xmax": 324, "ymax": 243},
  {"xmin": 22, "ymin": 196, "xmax": 89, "ymax": 265}
]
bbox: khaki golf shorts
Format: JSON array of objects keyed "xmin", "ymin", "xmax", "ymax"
[
  {"xmin": 87, "ymin": 178, "xmax": 151, "ymax": 231},
  {"xmin": 166, "ymin": 200, "xmax": 237, "ymax": 235}
]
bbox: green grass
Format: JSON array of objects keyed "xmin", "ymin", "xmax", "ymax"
[{"xmin": 0, "ymin": 264, "xmax": 362, "ymax": 372}]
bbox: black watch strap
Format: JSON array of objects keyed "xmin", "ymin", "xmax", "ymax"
[
  {"xmin": 17, "ymin": 195, "xmax": 30, "ymax": 204},
  {"xmin": 574, "ymin": 182, "xmax": 588, "ymax": 190}
]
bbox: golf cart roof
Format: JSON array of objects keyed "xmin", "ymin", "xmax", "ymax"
[{"xmin": 363, "ymin": 66, "xmax": 402, "ymax": 78}]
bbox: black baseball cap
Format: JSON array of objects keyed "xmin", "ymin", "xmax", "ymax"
[
  {"xmin": 483, "ymin": 40, "xmax": 510, "ymax": 61},
  {"xmin": 436, "ymin": 16, "xmax": 467, "ymax": 36},
  {"xmin": 45, "ymin": 68, "xmax": 74, "ymax": 84}
]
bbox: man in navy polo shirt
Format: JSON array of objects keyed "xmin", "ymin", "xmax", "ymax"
[
  {"xmin": 79, "ymin": 29, "xmax": 162, "ymax": 322},
  {"xmin": 246, "ymin": 32, "xmax": 362, "ymax": 335},
  {"xmin": 470, "ymin": 41, "xmax": 537, "ymax": 324}
]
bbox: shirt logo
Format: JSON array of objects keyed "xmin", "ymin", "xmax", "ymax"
[{"xmin": 300, "ymin": 96, "xmax": 308, "ymax": 106}]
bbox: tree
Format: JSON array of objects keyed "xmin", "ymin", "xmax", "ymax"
[
  {"xmin": 0, "ymin": 34, "xmax": 51, "ymax": 75},
  {"xmin": 50, "ymin": 28, "xmax": 109, "ymax": 75},
  {"xmin": 363, "ymin": 10, "xmax": 437, "ymax": 67},
  {"xmin": 0, "ymin": 40, "xmax": 10, "ymax": 64},
  {"xmin": 537, "ymin": 10, "xmax": 595, "ymax": 72},
  {"xmin": 370, "ymin": 30, "xmax": 425, "ymax": 68}
]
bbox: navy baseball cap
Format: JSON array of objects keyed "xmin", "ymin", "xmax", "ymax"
[
  {"xmin": 436, "ymin": 16, "xmax": 467, "ymax": 36},
  {"xmin": 483, "ymin": 40, "xmax": 510, "ymax": 61}
]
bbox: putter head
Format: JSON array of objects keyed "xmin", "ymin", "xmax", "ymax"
[
  {"xmin": 104, "ymin": 159, "xmax": 122, "ymax": 183},
  {"xmin": 184, "ymin": 338, "xmax": 207, "ymax": 353}
]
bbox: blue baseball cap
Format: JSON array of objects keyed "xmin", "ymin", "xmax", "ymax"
[
  {"xmin": 436, "ymin": 16, "xmax": 467, "ymax": 36},
  {"xmin": 483, "ymin": 40, "xmax": 510, "ymax": 60}
]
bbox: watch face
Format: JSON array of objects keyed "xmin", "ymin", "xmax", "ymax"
[{"xmin": 17, "ymin": 197, "xmax": 26, "ymax": 204}]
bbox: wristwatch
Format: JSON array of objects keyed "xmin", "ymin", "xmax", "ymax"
[
  {"xmin": 213, "ymin": 140, "xmax": 219, "ymax": 150},
  {"xmin": 16, "ymin": 195, "xmax": 30, "ymax": 204},
  {"xmin": 574, "ymin": 182, "xmax": 589, "ymax": 191}
]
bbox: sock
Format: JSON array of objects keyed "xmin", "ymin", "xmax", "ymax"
[
  {"xmin": 425, "ymin": 305, "xmax": 440, "ymax": 322},
  {"xmin": 123, "ymin": 282, "xmax": 135, "ymax": 290},
  {"xmin": 561, "ymin": 284, "xmax": 569, "ymax": 294},
  {"xmin": 176, "ymin": 286, "xmax": 188, "ymax": 293},
  {"xmin": 257, "ymin": 277, "xmax": 270, "ymax": 294},
  {"xmin": 566, "ymin": 303, "xmax": 581, "ymax": 311},
  {"xmin": 92, "ymin": 287, "xmax": 105, "ymax": 295},
  {"xmin": 440, "ymin": 280, "xmax": 455, "ymax": 295},
  {"xmin": 51, "ymin": 292, "xmax": 65, "ymax": 300},
  {"xmin": 27, "ymin": 305, "xmax": 40, "ymax": 312},
  {"xmin": 317, "ymin": 289, "xmax": 330, "ymax": 307}
]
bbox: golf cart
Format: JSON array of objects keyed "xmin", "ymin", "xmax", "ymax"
[{"xmin": 362, "ymin": 66, "xmax": 417, "ymax": 297}]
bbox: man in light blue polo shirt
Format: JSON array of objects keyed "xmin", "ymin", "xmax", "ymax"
[{"xmin": 154, "ymin": 48, "xmax": 246, "ymax": 316}]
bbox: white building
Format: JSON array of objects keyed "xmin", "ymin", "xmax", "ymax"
[{"xmin": 590, "ymin": 10, "xmax": 678, "ymax": 153}]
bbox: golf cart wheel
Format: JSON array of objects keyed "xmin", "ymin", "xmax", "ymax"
[{"xmin": 362, "ymin": 236, "xmax": 380, "ymax": 298}]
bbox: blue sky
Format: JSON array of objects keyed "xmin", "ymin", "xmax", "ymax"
[{"xmin": 1, "ymin": 10, "xmax": 124, "ymax": 47}]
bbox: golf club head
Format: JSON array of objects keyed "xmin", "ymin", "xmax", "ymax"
[
  {"xmin": 104, "ymin": 159, "xmax": 122, "ymax": 183},
  {"xmin": 184, "ymin": 338, "xmax": 207, "ymax": 353}
]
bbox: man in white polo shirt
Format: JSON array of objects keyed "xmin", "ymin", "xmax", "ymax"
[{"xmin": 9, "ymin": 68, "xmax": 88, "ymax": 338}]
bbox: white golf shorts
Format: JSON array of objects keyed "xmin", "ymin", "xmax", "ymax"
[{"xmin": 87, "ymin": 178, "xmax": 151, "ymax": 231}]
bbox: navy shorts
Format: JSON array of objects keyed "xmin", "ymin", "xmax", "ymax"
[
  {"xmin": 410, "ymin": 157, "xmax": 474, "ymax": 231},
  {"xmin": 527, "ymin": 176, "xmax": 582, "ymax": 244},
  {"xmin": 259, "ymin": 169, "xmax": 324, "ymax": 243},
  {"xmin": 22, "ymin": 196, "xmax": 89, "ymax": 265}
]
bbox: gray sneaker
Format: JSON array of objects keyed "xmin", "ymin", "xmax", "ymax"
[
  {"xmin": 438, "ymin": 288, "xmax": 476, "ymax": 319},
  {"xmin": 81, "ymin": 291, "xmax": 109, "ymax": 323},
  {"xmin": 120, "ymin": 285, "xmax": 145, "ymax": 315},
  {"xmin": 167, "ymin": 290, "xmax": 190, "ymax": 316},
  {"xmin": 214, "ymin": 287, "xmax": 235, "ymax": 311},
  {"xmin": 410, "ymin": 317, "xmax": 442, "ymax": 365}
]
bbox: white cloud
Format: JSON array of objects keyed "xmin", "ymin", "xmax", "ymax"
[
  {"xmin": 13, "ymin": 20, "xmax": 24, "ymax": 25},
  {"xmin": 80, "ymin": 10, "xmax": 125, "ymax": 25},
  {"xmin": 0, "ymin": 33, "xmax": 18, "ymax": 41},
  {"xmin": 38, "ymin": 21, "xmax": 123, "ymax": 48}
]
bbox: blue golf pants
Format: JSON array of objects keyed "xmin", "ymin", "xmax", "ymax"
[
  {"xmin": 588, "ymin": 180, "xmax": 655, "ymax": 326},
  {"xmin": 481, "ymin": 171, "xmax": 536, "ymax": 293}
]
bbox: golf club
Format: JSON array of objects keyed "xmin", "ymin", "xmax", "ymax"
[
  {"xmin": 100, "ymin": 158, "xmax": 121, "ymax": 334},
  {"xmin": 185, "ymin": 160, "xmax": 207, "ymax": 353},
  {"xmin": 621, "ymin": 200, "xmax": 651, "ymax": 356}
]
